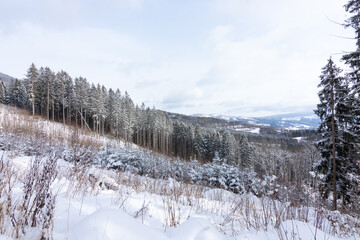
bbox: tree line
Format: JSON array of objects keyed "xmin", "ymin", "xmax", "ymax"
[{"xmin": 0, "ymin": 63, "xmax": 252, "ymax": 165}]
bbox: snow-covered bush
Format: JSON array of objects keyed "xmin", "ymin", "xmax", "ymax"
[{"xmin": 0, "ymin": 154, "xmax": 58, "ymax": 239}]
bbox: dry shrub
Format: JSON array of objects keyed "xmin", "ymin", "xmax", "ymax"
[{"xmin": 0, "ymin": 152, "xmax": 58, "ymax": 240}]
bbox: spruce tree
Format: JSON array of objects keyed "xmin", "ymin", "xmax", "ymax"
[
  {"xmin": 342, "ymin": 1, "xmax": 360, "ymax": 154},
  {"xmin": 0, "ymin": 81, "xmax": 5, "ymax": 103},
  {"xmin": 238, "ymin": 134, "xmax": 252, "ymax": 168},
  {"xmin": 25, "ymin": 63, "xmax": 39, "ymax": 116},
  {"xmin": 4, "ymin": 79, "xmax": 15, "ymax": 105},
  {"xmin": 193, "ymin": 124, "xmax": 206, "ymax": 160},
  {"xmin": 341, "ymin": 0, "xmax": 360, "ymax": 208},
  {"xmin": 74, "ymin": 77, "xmax": 89, "ymax": 129},
  {"xmin": 13, "ymin": 79, "xmax": 27, "ymax": 108},
  {"xmin": 56, "ymin": 71, "xmax": 70, "ymax": 125},
  {"xmin": 113, "ymin": 89, "xmax": 122, "ymax": 139},
  {"xmin": 220, "ymin": 131, "xmax": 237, "ymax": 164},
  {"xmin": 315, "ymin": 58, "xmax": 359, "ymax": 210},
  {"xmin": 37, "ymin": 67, "xmax": 55, "ymax": 119}
]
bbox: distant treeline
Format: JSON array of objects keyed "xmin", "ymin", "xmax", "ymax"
[{"xmin": 0, "ymin": 63, "xmax": 253, "ymax": 165}]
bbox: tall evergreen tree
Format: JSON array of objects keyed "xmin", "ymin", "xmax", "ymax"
[
  {"xmin": 341, "ymin": 0, "xmax": 360, "ymax": 207},
  {"xmin": 13, "ymin": 79, "xmax": 27, "ymax": 108},
  {"xmin": 74, "ymin": 77, "xmax": 89, "ymax": 129},
  {"xmin": 0, "ymin": 81, "xmax": 5, "ymax": 103},
  {"xmin": 238, "ymin": 134, "xmax": 252, "ymax": 168},
  {"xmin": 65, "ymin": 74, "xmax": 75, "ymax": 125},
  {"xmin": 342, "ymin": 1, "xmax": 360, "ymax": 149},
  {"xmin": 113, "ymin": 89, "xmax": 122, "ymax": 139},
  {"xmin": 123, "ymin": 91, "xmax": 134, "ymax": 142},
  {"xmin": 106, "ymin": 88, "xmax": 116, "ymax": 134},
  {"xmin": 37, "ymin": 67, "xmax": 55, "ymax": 119},
  {"xmin": 56, "ymin": 71, "xmax": 70, "ymax": 125},
  {"xmin": 4, "ymin": 79, "xmax": 27, "ymax": 107},
  {"xmin": 25, "ymin": 63, "xmax": 39, "ymax": 116},
  {"xmin": 220, "ymin": 131, "xmax": 237, "ymax": 164},
  {"xmin": 315, "ymin": 58, "xmax": 359, "ymax": 210}
]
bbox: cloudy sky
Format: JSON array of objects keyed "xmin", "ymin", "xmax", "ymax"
[{"xmin": 0, "ymin": 0, "xmax": 355, "ymax": 117}]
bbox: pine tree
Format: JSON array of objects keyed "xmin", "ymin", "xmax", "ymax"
[
  {"xmin": 65, "ymin": 74, "xmax": 75, "ymax": 125},
  {"xmin": 113, "ymin": 89, "xmax": 122, "ymax": 139},
  {"xmin": 238, "ymin": 134, "xmax": 252, "ymax": 168},
  {"xmin": 193, "ymin": 124, "xmax": 205, "ymax": 160},
  {"xmin": 106, "ymin": 88, "xmax": 116, "ymax": 134},
  {"xmin": 315, "ymin": 58, "xmax": 359, "ymax": 210},
  {"xmin": 220, "ymin": 131, "xmax": 237, "ymax": 164},
  {"xmin": 0, "ymin": 81, "xmax": 5, "ymax": 103},
  {"xmin": 343, "ymin": 1, "xmax": 360, "ymax": 79},
  {"xmin": 37, "ymin": 67, "xmax": 55, "ymax": 119},
  {"xmin": 4, "ymin": 79, "xmax": 15, "ymax": 105},
  {"xmin": 56, "ymin": 71, "xmax": 71, "ymax": 125},
  {"xmin": 13, "ymin": 79, "xmax": 27, "ymax": 108},
  {"xmin": 123, "ymin": 91, "xmax": 134, "ymax": 142},
  {"xmin": 74, "ymin": 77, "xmax": 89, "ymax": 129},
  {"xmin": 25, "ymin": 63, "xmax": 39, "ymax": 116},
  {"xmin": 340, "ymin": 0, "xmax": 360, "ymax": 208},
  {"xmin": 4, "ymin": 79, "xmax": 27, "ymax": 107},
  {"xmin": 342, "ymin": 1, "xmax": 360, "ymax": 160}
]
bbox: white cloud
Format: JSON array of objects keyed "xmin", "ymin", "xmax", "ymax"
[
  {"xmin": 0, "ymin": 0, "xmax": 356, "ymax": 117},
  {"xmin": 190, "ymin": 0, "xmax": 355, "ymax": 116}
]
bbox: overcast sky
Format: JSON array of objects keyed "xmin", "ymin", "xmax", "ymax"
[{"xmin": 0, "ymin": 0, "xmax": 355, "ymax": 117}]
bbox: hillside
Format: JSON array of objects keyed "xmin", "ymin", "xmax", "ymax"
[
  {"xmin": 0, "ymin": 104, "xmax": 359, "ymax": 240},
  {"xmin": 0, "ymin": 72, "xmax": 15, "ymax": 85}
]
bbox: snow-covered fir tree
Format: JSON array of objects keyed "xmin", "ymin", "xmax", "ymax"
[
  {"xmin": 25, "ymin": 63, "xmax": 39, "ymax": 116},
  {"xmin": 315, "ymin": 58, "xmax": 360, "ymax": 210},
  {"xmin": 0, "ymin": 81, "xmax": 5, "ymax": 103},
  {"xmin": 238, "ymin": 134, "xmax": 252, "ymax": 168},
  {"xmin": 220, "ymin": 130, "xmax": 237, "ymax": 165}
]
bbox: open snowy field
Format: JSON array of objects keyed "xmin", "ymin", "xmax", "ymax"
[
  {"xmin": 0, "ymin": 152, "xmax": 356, "ymax": 240},
  {"xmin": 0, "ymin": 105, "xmax": 359, "ymax": 240}
]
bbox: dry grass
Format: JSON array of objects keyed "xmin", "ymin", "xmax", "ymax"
[
  {"xmin": 0, "ymin": 104, "xmax": 120, "ymax": 151},
  {"xmin": 1, "ymin": 104, "xmax": 359, "ymax": 239},
  {"xmin": 0, "ymin": 153, "xmax": 57, "ymax": 240}
]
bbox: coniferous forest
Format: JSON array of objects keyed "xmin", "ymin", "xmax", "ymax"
[{"xmin": 0, "ymin": 63, "xmax": 252, "ymax": 166}]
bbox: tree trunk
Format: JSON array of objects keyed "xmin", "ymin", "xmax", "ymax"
[
  {"xmin": 31, "ymin": 79, "xmax": 35, "ymax": 116},
  {"xmin": 80, "ymin": 106, "xmax": 83, "ymax": 130},
  {"xmin": 47, "ymin": 82, "xmax": 50, "ymax": 120},
  {"xmin": 52, "ymin": 102, "xmax": 55, "ymax": 121},
  {"xmin": 331, "ymin": 78, "xmax": 337, "ymax": 211}
]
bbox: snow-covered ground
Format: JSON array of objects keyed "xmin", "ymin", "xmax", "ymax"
[
  {"xmin": 293, "ymin": 136, "xmax": 306, "ymax": 142},
  {"xmin": 1, "ymin": 152, "xmax": 356, "ymax": 240},
  {"xmin": 229, "ymin": 125, "xmax": 260, "ymax": 134},
  {"xmin": 0, "ymin": 104, "xmax": 126, "ymax": 149},
  {"xmin": 0, "ymin": 104, "xmax": 359, "ymax": 240}
]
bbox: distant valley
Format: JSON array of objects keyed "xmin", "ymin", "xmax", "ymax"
[{"xmin": 193, "ymin": 112, "xmax": 319, "ymax": 130}]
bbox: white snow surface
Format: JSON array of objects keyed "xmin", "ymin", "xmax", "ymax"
[
  {"xmin": 0, "ymin": 152, "xmax": 356, "ymax": 240},
  {"xmin": 231, "ymin": 126, "xmax": 260, "ymax": 134},
  {"xmin": 293, "ymin": 136, "xmax": 306, "ymax": 142},
  {"xmin": 0, "ymin": 105, "xmax": 358, "ymax": 240}
]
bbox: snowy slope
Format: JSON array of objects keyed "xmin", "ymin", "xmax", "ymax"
[
  {"xmin": 0, "ymin": 104, "xmax": 359, "ymax": 240},
  {"xmin": 1, "ymin": 153, "xmax": 357, "ymax": 240}
]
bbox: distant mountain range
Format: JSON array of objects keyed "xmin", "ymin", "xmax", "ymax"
[{"xmin": 193, "ymin": 112, "xmax": 320, "ymax": 130}]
